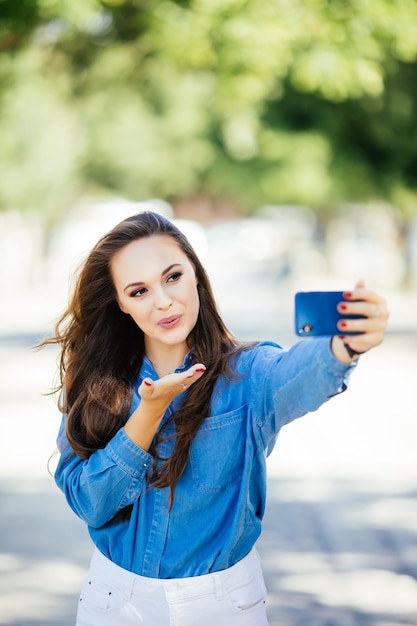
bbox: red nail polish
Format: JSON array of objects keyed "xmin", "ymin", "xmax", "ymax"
[
  {"xmin": 144, "ymin": 380, "xmax": 152, "ymax": 386},
  {"xmin": 195, "ymin": 367, "xmax": 206, "ymax": 372},
  {"xmin": 339, "ymin": 304, "xmax": 347, "ymax": 311},
  {"xmin": 343, "ymin": 292, "xmax": 353, "ymax": 299},
  {"xmin": 339, "ymin": 321, "xmax": 347, "ymax": 328}
]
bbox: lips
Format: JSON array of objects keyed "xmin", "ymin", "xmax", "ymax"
[{"xmin": 157, "ymin": 314, "xmax": 182, "ymax": 329}]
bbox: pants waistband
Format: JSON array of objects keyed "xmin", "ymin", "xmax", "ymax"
[{"xmin": 89, "ymin": 548, "xmax": 260, "ymax": 600}]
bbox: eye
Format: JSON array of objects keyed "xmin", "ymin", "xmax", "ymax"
[
  {"xmin": 130, "ymin": 287, "xmax": 147, "ymax": 297},
  {"xmin": 167, "ymin": 271, "xmax": 182, "ymax": 283}
]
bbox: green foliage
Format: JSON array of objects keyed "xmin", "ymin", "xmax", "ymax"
[
  {"xmin": 0, "ymin": 0, "xmax": 416, "ymax": 220},
  {"xmin": 0, "ymin": 0, "xmax": 39, "ymax": 50}
]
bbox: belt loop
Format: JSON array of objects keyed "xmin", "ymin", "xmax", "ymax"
[
  {"xmin": 126, "ymin": 572, "xmax": 135, "ymax": 601},
  {"xmin": 213, "ymin": 573, "xmax": 223, "ymax": 601}
]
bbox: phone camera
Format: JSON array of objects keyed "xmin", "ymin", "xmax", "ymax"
[{"xmin": 301, "ymin": 324, "xmax": 314, "ymax": 333}]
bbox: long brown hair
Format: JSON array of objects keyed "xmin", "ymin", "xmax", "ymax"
[{"xmin": 43, "ymin": 211, "xmax": 241, "ymax": 504}]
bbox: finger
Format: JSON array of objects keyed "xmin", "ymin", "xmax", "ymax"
[
  {"xmin": 178, "ymin": 363, "xmax": 207, "ymax": 390},
  {"xmin": 186, "ymin": 363, "xmax": 207, "ymax": 378},
  {"xmin": 343, "ymin": 287, "xmax": 375, "ymax": 303},
  {"xmin": 343, "ymin": 287, "xmax": 388, "ymax": 312},
  {"xmin": 337, "ymin": 299, "xmax": 389, "ymax": 320},
  {"xmin": 138, "ymin": 377, "xmax": 155, "ymax": 399},
  {"xmin": 340, "ymin": 330, "xmax": 385, "ymax": 354},
  {"xmin": 337, "ymin": 315, "xmax": 387, "ymax": 334}
]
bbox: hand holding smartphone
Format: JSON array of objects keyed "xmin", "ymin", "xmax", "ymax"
[{"xmin": 294, "ymin": 291, "xmax": 366, "ymax": 336}]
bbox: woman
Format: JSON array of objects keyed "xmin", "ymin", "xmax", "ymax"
[{"xmin": 47, "ymin": 211, "xmax": 388, "ymax": 625}]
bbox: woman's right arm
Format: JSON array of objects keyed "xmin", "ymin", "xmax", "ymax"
[
  {"xmin": 55, "ymin": 363, "xmax": 206, "ymax": 528},
  {"xmin": 55, "ymin": 416, "xmax": 153, "ymax": 528}
]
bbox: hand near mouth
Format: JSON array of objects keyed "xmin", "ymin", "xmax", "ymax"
[
  {"xmin": 124, "ymin": 364, "xmax": 207, "ymax": 452},
  {"xmin": 139, "ymin": 363, "xmax": 207, "ymax": 403}
]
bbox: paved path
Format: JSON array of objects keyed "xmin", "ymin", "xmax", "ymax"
[{"xmin": 0, "ymin": 285, "xmax": 416, "ymax": 625}]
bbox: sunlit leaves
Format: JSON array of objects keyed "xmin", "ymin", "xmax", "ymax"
[
  {"xmin": 0, "ymin": 49, "xmax": 81, "ymax": 217},
  {"xmin": 0, "ymin": 0, "xmax": 416, "ymax": 217},
  {"xmin": 292, "ymin": 50, "xmax": 384, "ymax": 100}
]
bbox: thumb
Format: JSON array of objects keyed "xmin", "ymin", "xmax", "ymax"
[{"xmin": 138, "ymin": 377, "xmax": 154, "ymax": 399}]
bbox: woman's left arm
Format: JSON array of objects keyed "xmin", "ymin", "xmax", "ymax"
[
  {"xmin": 331, "ymin": 280, "xmax": 390, "ymax": 364},
  {"xmin": 250, "ymin": 282, "xmax": 389, "ymax": 452}
]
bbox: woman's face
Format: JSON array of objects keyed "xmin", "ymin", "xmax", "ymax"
[{"xmin": 111, "ymin": 235, "xmax": 200, "ymax": 357}]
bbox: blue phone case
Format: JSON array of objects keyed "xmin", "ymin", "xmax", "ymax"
[{"xmin": 294, "ymin": 291, "xmax": 365, "ymax": 336}]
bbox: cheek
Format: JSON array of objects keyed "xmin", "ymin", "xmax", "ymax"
[
  {"xmin": 127, "ymin": 309, "xmax": 152, "ymax": 335},
  {"xmin": 117, "ymin": 298, "xmax": 129, "ymax": 314},
  {"xmin": 117, "ymin": 293, "xmax": 136, "ymax": 315},
  {"xmin": 118, "ymin": 298, "xmax": 148, "ymax": 325},
  {"xmin": 191, "ymin": 287, "xmax": 200, "ymax": 318}
]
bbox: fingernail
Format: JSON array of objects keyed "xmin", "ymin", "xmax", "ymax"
[
  {"xmin": 339, "ymin": 304, "xmax": 348, "ymax": 311},
  {"xmin": 343, "ymin": 292, "xmax": 353, "ymax": 299},
  {"xmin": 188, "ymin": 367, "xmax": 206, "ymax": 378},
  {"xmin": 144, "ymin": 380, "xmax": 152, "ymax": 386},
  {"xmin": 339, "ymin": 321, "xmax": 347, "ymax": 329},
  {"xmin": 338, "ymin": 335, "xmax": 345, "ymax": 340}
]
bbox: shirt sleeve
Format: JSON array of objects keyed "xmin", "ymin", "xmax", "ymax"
[
  {"xmin": 54, "ymin": 416, "xmax": 153, "ymax": 528},
  {"xmin": 249, "ymin": 337, "xmax": 357, "ymax": 454}
]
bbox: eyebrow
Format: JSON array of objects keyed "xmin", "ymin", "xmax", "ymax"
[{"xmin": 123, "ymin": 263, "xmax": 183, "ymax": 293}]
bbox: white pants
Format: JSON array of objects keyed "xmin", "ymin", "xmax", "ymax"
[{"xmin": 76, "ymin": 547, "xmax": 269, "ymax": 625}]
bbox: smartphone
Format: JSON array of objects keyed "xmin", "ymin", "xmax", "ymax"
[{"xmin": 294, "ymin": 291, "xmax": 365, "ymax": 336}]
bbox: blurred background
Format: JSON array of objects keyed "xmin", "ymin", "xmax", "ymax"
[{"xmin": 0, "ymin": 1, "xmax": 416, "ymax": 624}]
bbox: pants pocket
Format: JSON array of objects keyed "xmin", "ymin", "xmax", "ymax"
[
  {"xmin": 78, "ymin": 576, "xmax": 118, "ymax": 613},
  {"xmin": 225, "ymin": 572, "xmax": 267, "ymax": 613}
]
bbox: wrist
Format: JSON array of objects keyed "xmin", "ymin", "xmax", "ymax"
[
  {"xmin": 342, "ymin": 342, "xmax": 365, "ymax": 359},
  {"xmin": 124, "ymin": 401, "xmax": 166, "ymax": 451},
  {"xmin": 331, "ymin": 336, "xmax": 361, "ymax": 364}
]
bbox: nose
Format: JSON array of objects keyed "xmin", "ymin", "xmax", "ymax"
[{"xmin": 153, "ymin": 286, "xmax": 173, "ymax": 310}]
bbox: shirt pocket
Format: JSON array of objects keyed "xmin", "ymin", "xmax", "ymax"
[{"xmin": 190, "ymin": 405, "xmax": 246, "ymax": 492}]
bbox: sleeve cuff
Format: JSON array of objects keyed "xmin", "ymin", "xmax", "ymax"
[
  {"xmin": 318, "ymin": 337, "xmax": 358, "ymax": 394},
  {"xmin": 105, "ymin": 428, "xmax": 153, "ymax": 479}
]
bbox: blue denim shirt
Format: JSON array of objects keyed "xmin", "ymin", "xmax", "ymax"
[{"xmin": 55, "ymin": 337, "xmax": 356, "ymax": 578}]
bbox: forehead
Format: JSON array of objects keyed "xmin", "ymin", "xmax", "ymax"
[{"xmin": 111, "ymin": 235, "xmax": 189, "ymax": 279}]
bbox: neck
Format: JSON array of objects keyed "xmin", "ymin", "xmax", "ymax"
[
  {"xmin": 150, "ymin": 362, "xmax": 174, "ymax": 376},
  {"xmin": 146, "ymin": 344, "xmax": 188, "ymax": 376}
]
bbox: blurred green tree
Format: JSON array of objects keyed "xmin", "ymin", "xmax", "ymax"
[{"xmin": 0, "ymin": 0, "xmax": 416, "ymax": 222}]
